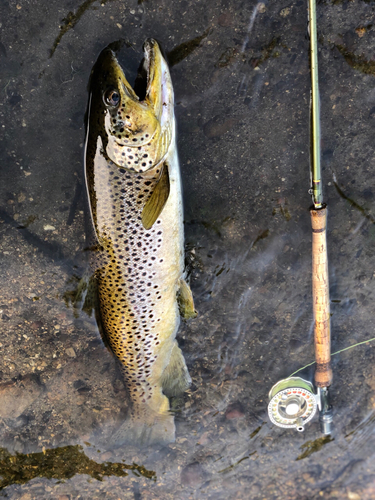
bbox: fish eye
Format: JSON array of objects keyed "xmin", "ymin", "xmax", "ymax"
[{"xmin": 104, "ymin": 88, "xmax": 120, "ymax": 107}]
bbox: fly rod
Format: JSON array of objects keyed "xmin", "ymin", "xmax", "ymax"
[
  {"xmin": 267, "ymin": 0, "xmax": 333, "ymax": 434},
  {"xmin": 308, "ymin": 0, "xmax": 333, "ymax": 433}
]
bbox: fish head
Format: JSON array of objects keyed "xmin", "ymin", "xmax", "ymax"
[{"xmin": 88, "ymin": 39, "xmax": 174, "ymax": 172}]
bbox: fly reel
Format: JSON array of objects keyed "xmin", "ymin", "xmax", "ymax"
[{"xmin": 268, "ymin": 377, "xmax": 318, "ymax": 432}]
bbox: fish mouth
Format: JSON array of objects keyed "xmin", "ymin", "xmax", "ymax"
[
  {"xmin": 105, "ymin": 38, "xmax": 173, "ymax": 151},
  {"xmin": 110, "ymin": 38, "xmax": 163, "ymax": 103},
  {"xmin": 135, "ymin": 38, "xmax": 173, "ymax": 131},
  {"xmin": 133, "ymin": 39, "xmax": 157, "ymax": 102}
]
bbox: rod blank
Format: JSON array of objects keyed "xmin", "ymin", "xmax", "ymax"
[{"xmin": 309, "ymin": 0, "xmax": 322, "ymax": 208}]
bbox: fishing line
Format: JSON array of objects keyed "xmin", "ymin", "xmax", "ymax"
[{"xmin": 289, "ymin": 336, "xmax": 375, "ymax": 377}]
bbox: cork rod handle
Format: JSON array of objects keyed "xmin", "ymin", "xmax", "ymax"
[{"xmin": 311, "ymin": 206, "xmax": 332, "ymax": 388}]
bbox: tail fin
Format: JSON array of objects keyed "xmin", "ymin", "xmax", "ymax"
[{"xmin": 107, "ymin": 408, "xmax": 176, "ymax": 448}]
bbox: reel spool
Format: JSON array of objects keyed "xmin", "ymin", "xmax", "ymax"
[{"xmin": 268, "ymin": 377, "xmax": 318, "ymax": 432}]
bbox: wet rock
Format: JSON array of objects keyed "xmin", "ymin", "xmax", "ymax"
[
  {"xmin": 249, "ymin": 484, "xmax": 261, "ymax": 495},
  {"xmin": 197, "ymin": 431, "xmax": 210, "ymax": 445},
  {"xmin": 8, "ymin": 94, "xmax": 22, "ymax": 106},
  {"xmin": 280, "ymin": 7, "xmax": 291, "ymax": 17},
  {"xmin": 225, "ymin": 402, "xmax": 245, "ymax": 420},
  {"xmin": 73, "ymin": 379, "xmax": 91, "ymax": 393},
  {"xmin": 362, "ymin": 188, "xmax": 373, "ymax": 200},
  {"xmin": 218, "ymin": 12, "xmax": 232, "ymax": 27},
  {"xmin": 258, "ymin": 3, "xmax": 266, "ymax": 13},
  {"xmin": 19, "ymin": 494, "xmax": 32, "ymax": 500},
  {"xmin": 180, "ymin": 462, "xmax": 207, "ymax": 488},
  {"xmin": 65, "ymin": 347, "xmax": 76, "ymax": 358},
  {"xmin": 348, "ymin": 493, "xmax": 361, "ymax": 500},
  {"xmin": 0, "ymin": 378, "xmax": 42, "ymax": 418},
  {"xmin": 17, "ymin": 192, "xmax": 26, "ymax": 203},
  {"xmin": 226, "ymin": 409, "xmax": 245, "ymax": 419},
  {"xmin": 100, "ymin": 451, "xmax": 112, "ymax": 461}
]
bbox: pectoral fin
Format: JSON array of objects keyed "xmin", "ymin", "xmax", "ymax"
[
  {"xmin": 141, "ymin": 163, "xmax": 170, "ymax": 230},
  {"xmin": 63, "ymin": 272, "xmax": 99, "ymax": 319},
  {"xmin": 177, "ymin": 278, "xmax": 197, "ymax": 320},
  {"xmin": 82, "ymin": 273, "xmax": 99, "ymax": 317}
]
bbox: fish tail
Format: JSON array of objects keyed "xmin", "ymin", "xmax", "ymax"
[
  {"xmin": 108, "ymin": 403, "xmax": 176, "ymax": 447},
  {"xmin": 106, "ymin": 343, "xmax": 190, "ymax": 447}
]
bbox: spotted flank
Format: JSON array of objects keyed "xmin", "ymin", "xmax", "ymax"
[{"xmin": 85, "ymin": 39, "xmax": 195, "ymax": 445}]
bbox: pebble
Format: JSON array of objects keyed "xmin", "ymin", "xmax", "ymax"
[
  {"xmin": 258, "ymin": 3, "xmax": 266, "ymax": 13},
  {"xmin": 218, "ymin": 12, "xmax": 232, "ymax": 27},
  {"xmin": 197, "ymin": 431, "xmax": 210, "ymax": 445},
  {"xmin": 17, "ymin": 192, "xmax": 26, "ymax": 203},
  {"xmin": 355, "ymin": 27, "xmax": 366, "ymax": 38},
  {"xmin": 348, "ymin": 493, "xmax": 361, "ymax": 500},
  {"xmin": 0, "ymin": 378, "xmax": 42, "ymax": 418},
  {"xmin": 225, "ymin": 408, "xmax": 245, "ymax": 420},
  {"xmin": 65, "ymin": 347, "xmax": 76, "ymax": 358},
  {"xmin": 180, "ymin": 462, "xmax": 206, "ymax": 487},
  {"xmin": 44, "ymin": 224, "xmax": 56, "ymax": 231},
  {"xmin": 225, "ymin": 403, "xmax": 245, "ymax": 420},
  {"xmin": 280, "ymin": 7, "xmax": 291, "ymax": 17}
]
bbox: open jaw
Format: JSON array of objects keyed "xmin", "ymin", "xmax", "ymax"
[{"xmin": 133, "ymin": 39, "xmax": 174, "ymax": 131}]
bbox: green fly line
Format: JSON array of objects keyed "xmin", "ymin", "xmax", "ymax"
[{"xmin": 289, "ymin": 336, "xmax": 375, "ymax": 378}]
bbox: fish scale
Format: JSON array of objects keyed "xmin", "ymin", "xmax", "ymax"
[{"xmin": 85, "ymin": 39, "xmax": 194, "ymax": 445}]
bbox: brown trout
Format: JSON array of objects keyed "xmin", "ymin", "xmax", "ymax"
[{"xmin": 84, "ymin": 39, "xmax": 196, "ymax": 445}]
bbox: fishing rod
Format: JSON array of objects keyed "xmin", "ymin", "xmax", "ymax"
[{"xmin": 267, "ymin": 0, "xmax": 333, "ymax": 434}]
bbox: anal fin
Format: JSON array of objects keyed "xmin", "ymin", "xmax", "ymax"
[{"xmin": 161, "ymin": 342, "xmax": 191, "ymax": 398}]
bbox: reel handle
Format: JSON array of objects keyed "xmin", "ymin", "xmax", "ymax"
[{"xmin": 311, "ymin": 206, "xmax": 332, "ymax": 388}]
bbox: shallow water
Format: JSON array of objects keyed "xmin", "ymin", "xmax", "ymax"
[{"xmin": 1, "ymin": 0, "xmax": 375, "ymax": 498}]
